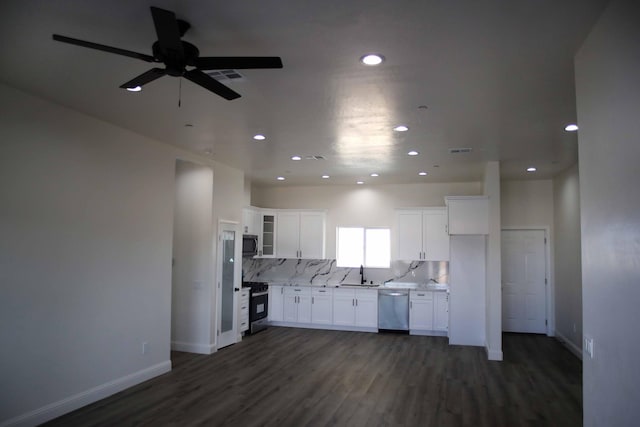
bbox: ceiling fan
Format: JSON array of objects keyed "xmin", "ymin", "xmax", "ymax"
[{"xmin": 52, "ymin": 6, "xmax": 283, "ymax": 100}]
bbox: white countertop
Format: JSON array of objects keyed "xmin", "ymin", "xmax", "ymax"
[{"xmin": 267, "ymin": 281, "xmax": 449, "ymax": 292}]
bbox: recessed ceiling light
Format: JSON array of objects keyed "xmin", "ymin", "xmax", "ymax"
[
  {"xmin": 418, "ymin": 171, "xmax": 428, "ymax": 176},
  {"xmin": 527, "ymin": 167, "xmax": 537, "ymax": 172},
  {"xmin": 408, "ymin": 150, "xmax": 419, "ymax": 156},
  {"xmin": 564, "ymin": 124, "xmax": 579, "ymax": 132},
  {"xmin": 370, "ymin": 173, "xmax": 379, "ymax": 177},
  {"xmin": 322, "ymin": 175, "xmax": 330, "ymax": 179},
  {"xmin": 276, "ymin": 176, "xmax": 285, "ymax": 181},
  {"xmin": 126, "ymin": 86, "xmax": 142, "ymax": 92},
  {"xmin": 356, "ymin": 181, "xmax": 364, "ymax": 185},
  {"xmin": 393, "ymin": 125, "xmax": 409, "ymax": 132},
  {"xmin": 253, "ymin": 134, "xmax": 266, "ymax": 141},
  {"xmin": 360, "ymin": 54, "xmax": 384, "ymax": 66},
  {"xmin": 291, "ymin": 155, "xmax": 302, "ymax": 161}
]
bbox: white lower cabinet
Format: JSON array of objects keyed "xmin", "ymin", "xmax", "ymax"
[
  {"xmin": 332, "ymin": 288, "xmax": 378, "ymax": 328},
  {"xmin": 409, "ymin": 291, "xmax": 434, "ymax": 331},
  {"xmin": 269, "ymin": 285, "xmax": 284, "ymax": 322},
  {"xmin": 410, "ymin": 290, "xmax": 449, "ymax": 335},
  {"xmin": 283, "ymin": 287, "xmax": 312, "ymax": 323},
  {"xmin": 311, "ymin": 288, "xmax": 333, "ymax": 325},
  {"xmin": 434, "ymin": 292, "xmax": 449, "ymax": 332}
]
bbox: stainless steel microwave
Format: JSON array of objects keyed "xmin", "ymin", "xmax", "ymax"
[{"xmin": 242, "ymin": 234, "xmax": 258, "ymax": 257}]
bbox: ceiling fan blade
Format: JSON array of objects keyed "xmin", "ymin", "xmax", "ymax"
[
  {"xmin": 150, "ymin": 7, "xmax": 184, "ymax": 60},
  {"xmin": 119, "ymin": 68, "xmax": 167, "ymax": 89},
  {"xmin": 195, "ymin": 57, "xmax": 283, "ymax": 70},
  {"xmin": 184, "ymin": 69, "xmax": 241, "ymax": 100},
  {"xmin": 52, "ymin": 34, "xmax": 155, "ymax": 62}
]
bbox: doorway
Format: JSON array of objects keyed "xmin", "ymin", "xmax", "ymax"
[
  {"xmin": 501, "ymin": 229, "xmax": 548, "ymax": 334},
  {"xmin": 217, "ymin": 221, "xmax": 240, "ymax": 349}
]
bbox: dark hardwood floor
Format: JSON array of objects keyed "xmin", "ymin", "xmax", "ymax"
[{"xmin": 44, "ymin": 328, "xmax": 582, "ymax": 426}]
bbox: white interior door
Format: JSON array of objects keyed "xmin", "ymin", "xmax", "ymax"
[
  {"xmin": 217, "ymin": 223, "xmax": 239, "ymax": 349},
  {"xmin": 501, "ymin": 229, "xmax": 547, "ymax": 333}
]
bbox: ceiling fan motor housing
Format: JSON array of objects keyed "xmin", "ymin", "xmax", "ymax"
[{"xmin": 152, "ymin": 40, "xmax": 200, "ymax": 75}]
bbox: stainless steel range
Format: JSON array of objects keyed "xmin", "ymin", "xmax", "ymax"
[{"xmin": 245, "ymin": 281, "xmax": 269, "ymax": 334}]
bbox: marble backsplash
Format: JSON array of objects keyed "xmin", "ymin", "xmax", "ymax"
[{"xmin": 242, "ymin": 258, "xmax": 449, "ymax": 286}]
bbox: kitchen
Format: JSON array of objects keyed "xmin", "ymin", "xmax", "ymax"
[{"xmin": 240, "ymin": 191, "xmax": 492, "ymax": 350}]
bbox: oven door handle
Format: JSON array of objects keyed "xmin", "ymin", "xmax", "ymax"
[{"xmin": 251, "ymin": 291, "xmax": 269, "ymax": 297}]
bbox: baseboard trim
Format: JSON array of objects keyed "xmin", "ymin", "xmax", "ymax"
[
  {"xmin": 0, "ymin": 360, "xmax": 171, "ymax": 427},
  {"xmin": 269, "ymin": 322, "xmax": 378, "ymax": 333},
  {"xmin": 555, "ymin": 330, "xmax": 583, "ymax": 360},
  {"xmin": 171, "ymin": 340, "xmax": 215, "ymax": 354}
]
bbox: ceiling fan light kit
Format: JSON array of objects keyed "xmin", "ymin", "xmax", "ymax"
[{"xmin": 52, "ymin": 6, "xmax": 283, "ymax": 100}]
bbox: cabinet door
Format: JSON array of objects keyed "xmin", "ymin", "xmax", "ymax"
[
  {"xmin": 283, "ymin": 290, "xmax": 298, "ymax": 322},
  {"xmin": 269, "ymin": 286, "xmax": 284, "ymax": 322},
  {"xmin": 396, "ymin": 210, "xmax": 423, "ymax": 260},
  {"xmin": 299, "ymin": 212, "xmax": 325, "ymax": 259},
  {"xmin": 312, "ymin": 290, "xmax": 333, "ymax": 325},
  {"xmin": 276, "ymin": 212, "xmax": 300, "ymax": 258},
  {"xmin": 424, "ymin": 209, "xmax": 450, "ymax": 261},
  {"xmin": 354, "ymin": 290, "xmax": 378, "ymax": 327},
  {"xmin": 297, "ymin": 292, "xmax": 312, "ymax": 323},
  {"xmin": 333, "ymin": 290, "xmax": 355, "ymax": 326},
  {"xmin": 410, "ymin": 292, "xmax": 434, "ymax": 330},
  {"xmin": 242, "ymin": 208, "xmax": 252, "ymax": 234},
  {"xmin": 260, "ymin": 211, "xmax": 276, "ymax": 258},
  {"xmin": 434, "ymin": 292, "xmax": 449, "ymax": 331},
  {"xmin": 447, "ymin": 197, "xmax": 489, "ymax": 235}
]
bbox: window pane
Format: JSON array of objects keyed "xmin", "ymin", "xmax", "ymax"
[
  {"xmin": 337, "ymin": 227, "xmax": 364, "ymax": 267},
  {"xmin": 365, "ymin": 228, "xmax": 390, "ymax": 268}
]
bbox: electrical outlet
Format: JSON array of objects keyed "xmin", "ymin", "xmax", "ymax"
[
  {"xmin": 584, "ymin": 336, "xmax": 594, "ymax": 358},
  {"xmin": 142, "ymin": 341, "xmax": 148, "ymax": 355}
]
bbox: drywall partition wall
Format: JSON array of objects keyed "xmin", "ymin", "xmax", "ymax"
[
  {"xmin": 575, "ymin": 0, "xmax": 640, "ymax": 424},
  {"xmin": 172, "ymin": 160, "xmax": 214, "ymax": 354},
  {"xmin": 252, "ymin": 182, "xmax": 482, "ymax": 259},
  {"xmin": 501, "ymin": 180, "xmax": 554, "ymax": 228},
  {"xmin": 552, "ymin": 164, "xmax": 582, "ymax": 356},
  {"xmin": 0, "ymin": 84, "xmax": 174, "ymax": 425},
  {"xmin": 483, "ymin": 162, "xmax": 502, "ymax": 360},
  {"xmin": 210, "ymin": 163, "xmax": 244, "ymax": 346}
]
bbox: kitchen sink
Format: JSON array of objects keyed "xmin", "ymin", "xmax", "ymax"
[{"xmin": 383, "ymin": 282, "xmax": 418, "ymax": 289}]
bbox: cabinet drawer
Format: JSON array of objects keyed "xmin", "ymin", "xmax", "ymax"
[
  {"xmin": 312, "ymin": 287, "xmax": 333, "ymax": 296},
  {"xmin": 410, "ymin": 290, "xmax": 434, "ymax": 300}
]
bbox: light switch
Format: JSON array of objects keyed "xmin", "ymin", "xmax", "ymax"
[{"xmin": 584, "ymin": 336, "xmax": 594, "ymax": 358}]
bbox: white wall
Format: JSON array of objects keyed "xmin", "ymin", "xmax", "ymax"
[
  {"xmin": 0, "ymin": 84, "xmax": 245, "ymax": 425},
  {"xmin": 484, "ymin": 162, "xmax": 502, "ymax": 360},
  {"xmin": 575, "ymin": 0, "xmax": 640, "ymax": 424},
  {"xmin": 552, "ymin": 164, "xmax": 582, "ymax": 355},
  {"xmin": 172, "ymin": 160, "xmax": 214, "ymax": 354},
  {"xmin": 252, "ymin": 182, "xmax": 482, "ymax": 259},
  {"xmin": 501, "ymin": 180, "xmax": 554, "ymax": 228},
  {"xmin": 0, "ymin": 84, "xmax": 175, "ymax": 424}
]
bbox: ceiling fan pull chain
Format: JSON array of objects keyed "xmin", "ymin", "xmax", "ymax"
[{"xmin": 178, "ymin": 78, "xmax": 182, "ymax": 108}]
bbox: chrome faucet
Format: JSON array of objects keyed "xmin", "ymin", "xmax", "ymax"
[
  {"xmin": 360, "ymin": 265, "xmax": 366, "ymax": 284},
  {"xmin": 429, "ymin": 278, "xmax": 439, "ymax": 284}
]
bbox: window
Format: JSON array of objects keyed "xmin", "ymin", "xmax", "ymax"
[{"xmin": 336, "ymin": 227, "xmax": 390, "ymax": 268}]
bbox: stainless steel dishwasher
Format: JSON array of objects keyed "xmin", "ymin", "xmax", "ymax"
[{"xmin": 378, "ymin": 289, "xmax": 409, "ymax": 331}]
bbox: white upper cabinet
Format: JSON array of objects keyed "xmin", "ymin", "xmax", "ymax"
[
  {"xmin": 242, "ymin": 207, "xmax": 260, "ymax": 235},
  {"xmin": 396, "ymin": 207, "xmax": 449, "ymax": 261},
  {"xmin": 276, "ymin": 210, "xmax": 326, "ymax": 259},
  {"xmin": 445, "ymin": 196, "xmax": 489, "ymax": 235},
  {"xmin": 259, "ymin": 210, "xmax": 277, "ymax": 258}
]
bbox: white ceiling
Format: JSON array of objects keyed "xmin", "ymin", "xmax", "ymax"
[{"xmin": 0, "ymin": 0, "xmax": 608, "ymax": 186}]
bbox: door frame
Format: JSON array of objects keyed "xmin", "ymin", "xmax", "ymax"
[
  {"xmin": 215, "ymin": 220, "xmax": 241, "ymax": 350},
  {"xmin": 501, "ymin": 226, "xmax": 554, "ymax": 336}
]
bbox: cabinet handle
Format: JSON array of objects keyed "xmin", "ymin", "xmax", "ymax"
[
  {"xmin": 410, "ymin": 301, "xmax": 413, "ymax": 309},
  {"xmin": 312, "ymin": 296, "xmax": 314, "ymax": 304},
  {"xmin": 352, "ymin": 299, "xmax": 355, "ymax": 306},
  {"xmin": 355, "ymin": 299, "xmax": 358, "ymax": 307},
  {"xmin": 281, "ymin": 288, "xmax": 284, "ymax": 294},
  {"xmin": 445, "ymin": 225, "xmax": 448, "ymax": 234}
]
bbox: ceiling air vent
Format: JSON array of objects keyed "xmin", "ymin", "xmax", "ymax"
[
  {"xmin": 304, "ymin": 155, "xmax": 326, "ymax": 160},
  {"xmin": 203, "ymin": 69, "xmax": 245, "ymax": 82},
  {"xmin": 448, "ymin": 148, "xmax": 473, "ymax": 154}
]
